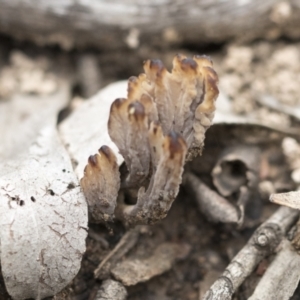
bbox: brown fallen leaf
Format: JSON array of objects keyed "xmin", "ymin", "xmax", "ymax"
[{"xmin": 111, "ymin": 242, "xmax": 190, "ymax": 286}]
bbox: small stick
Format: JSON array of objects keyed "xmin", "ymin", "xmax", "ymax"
[
  {"xmin": 258, "ymin": 95, "xmax": 300, "ymax": 121},
  {"xmin": 94, "ymin": 227, "xmax": 140, "ymax": 279},
  {"xmin": 202, "ymin": 206, "xmax": 299, "ymax": 300}
]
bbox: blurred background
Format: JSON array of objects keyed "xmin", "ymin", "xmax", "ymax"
[{"xmin": 1, "ymin": 0, "xmax": 300, "ymax": 119}]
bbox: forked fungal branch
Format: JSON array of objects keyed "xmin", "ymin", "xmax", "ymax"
[{"xmin": 80, "ymin": 54, "xmax": 219, "ymax": 226}]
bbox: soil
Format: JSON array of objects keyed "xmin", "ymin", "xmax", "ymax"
[{"xmin": 0, "ymin": 33, "xmax": 300, "ymax": 300}]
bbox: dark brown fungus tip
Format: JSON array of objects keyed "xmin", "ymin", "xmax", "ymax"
[
  {"xmin": 180, "ymin": 58, "xmax": 198, "ymax": 72},
  {"xmin": 111, "ymin": 98, "xmax": 127, "ymax": 110},
  {"xmin": 194, "ymin": 54, "xmax": 212, "ymax": 63},
  {"xmin": 127, "ymin": 77, "xmax": 138, "ymax": 93},
  {"xmin": 140, "ymin": 93, "xmax": 152, "ymax": 103},
  {"xmin": 175, "ymin": 53, "xmax": 184, "ymax": 60},
  {"xmin": 150, "ymin": 121, "xmax": 160, "ymax": 134},
  {"xmin": 204, "ymin": 66, "xmax": 219, "ymax": 81},
  {"xmin": 143, "ymin": 59, "xmax": 150, "ymax": 69},
  {"xmin": 99, "ymin": 145, "xmax": 112, "ymax": 160},
  {"xmin": 128, "ymin": 76, "xmax": 138, "ymax": 83},
  {"xmin": 149, "ymin": 59, "xmax": 165, "ymax": 73},
  {"xmin": 207, "ymin": 75, "xmax": 219, "ymax": 96},
  {"xmin": 88, "ymin": 154, "xmax": 98, "ymax": 167},
  {"xmin": 128, "ymin": 101, "xmax": 145, "ymax": 120}
]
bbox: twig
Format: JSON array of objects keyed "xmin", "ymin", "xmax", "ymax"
[
  {"xmin": 248, "ymin": 239, "xmax": 300, "ymax": 300},
  {"xmin": 258, "ymin": 95, "xmax": 300, "ymax": 121},
  {"xmin": 94, "ymin": 227, "xmax": 140, "ymax": 279},
  {"xmin": 202, "ymin": 206, "xmax": 299, "ymax": 300}
]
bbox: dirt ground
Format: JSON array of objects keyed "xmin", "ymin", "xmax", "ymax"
[{"xmin": 0, "ymin": 33, "xmax": 300, "ymax": 300}]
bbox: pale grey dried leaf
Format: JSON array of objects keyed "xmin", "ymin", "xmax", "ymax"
[
  {"xmin": 0, "ymin": 127, "xmax": 87, "ymax": 300},
  {"xmin": 0, "ymin": 84, "xmax": 69, "ymax": 161},
  {"xmin": 0, "ymin": 81, "xmax": 88, "ymax": 299},
  {"xmin": 59, "ymin": 81, "xmax": 127, "ymax": 180},
  {"xmin": 270, "ymin": 191, "xmax": 300, "ymax": 209}
]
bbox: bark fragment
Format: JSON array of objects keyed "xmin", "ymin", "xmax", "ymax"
[{"xmin": 95, "ymin": 279, "xmax": 127, "ymax": 300}]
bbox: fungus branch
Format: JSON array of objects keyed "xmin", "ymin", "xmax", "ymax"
[
  {"xmin": 80, "ymin": 146, "xmax": 120, "ymax": 223},
  {"xmin": 81, "ymin": 55, "xmax": 219, "ymax": 225}
]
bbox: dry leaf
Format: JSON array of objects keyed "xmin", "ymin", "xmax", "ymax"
[
  {"xmin": 111, "ymin": 243, "xmax": 190, "ymax": 286},
  {"xmin": 0, "ymin": 81, "xmax": 88, "ymax": 299},
  {"xmin": 0, "ymin": 128, "xmax": 87, "ymax": 299},
  {"xmin": 59, "ymin": 81, "xmax": 126, "ymax": 179},
  {"xmin": 270, "ymin": 191, "xmax": 300, "ymax": 209}
]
